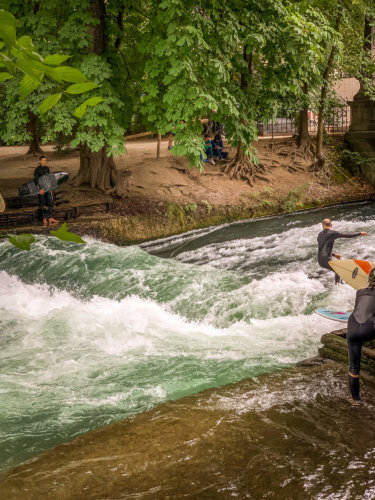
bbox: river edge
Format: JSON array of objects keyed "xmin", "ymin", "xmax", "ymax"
[
  {"xmin": 2, "ymin": 189, "xmax": 374, "ymax": 246},
  {"xmin": 1, "ymin": 351, "xmax": 375, "ymax": 499}
]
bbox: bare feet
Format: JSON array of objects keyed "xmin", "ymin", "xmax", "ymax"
[
  {"xmin": 43, "ymin": 218, "xmax": 48, "ymax": 226},
  {"xmin": 49, "ymin": 218, "xmax": 59, "ymax": 225}
]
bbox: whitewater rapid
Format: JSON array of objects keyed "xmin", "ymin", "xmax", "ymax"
[{"xmin": 1, "ymin": 201, "xmax": 374, "ymax": 471}]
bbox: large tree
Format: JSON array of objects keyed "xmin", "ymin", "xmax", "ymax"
[
  {"xmin": 0, "ymin": 1, "xmax": 129, "ymax": 193},
  {"xmin": 140, "ymin": 0, "xmax": 334, "ymax": 184}
]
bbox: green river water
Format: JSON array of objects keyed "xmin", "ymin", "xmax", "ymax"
[{"xmin": 1, "ymin": 202, "xmax": 375, "ymax": 498}]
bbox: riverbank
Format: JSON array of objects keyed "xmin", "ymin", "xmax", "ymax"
[{"xmin": 0, "ymin": 136, "xmax": 374, "ymax": 243}]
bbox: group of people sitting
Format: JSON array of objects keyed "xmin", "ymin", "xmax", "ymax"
[{"xmin": 202, "ymin": 134, "xmax": 228, "ymax": 165}]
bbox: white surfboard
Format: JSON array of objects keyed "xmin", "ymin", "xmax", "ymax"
[{"xmin": 328, "ymin": 259, "xmax": 375, "ymax": 290}]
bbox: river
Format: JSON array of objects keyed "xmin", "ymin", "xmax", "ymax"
[{"xmin": 1, "ymin": 201, "xmax": 375, "ymax": 497}]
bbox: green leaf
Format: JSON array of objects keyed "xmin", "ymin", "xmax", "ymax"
[
  {"xmin": 50, "ymin": 222, "xmax": 86, "ymax": 244},
  {"xmin": 8, "ymin": 233, "xmax": 35, "ymax": 251},
  {"xmin": 13, "ymin": 55, "xmax": 44, "ymax": 82},
  {"xmin": 16, "ymin": 35, "xmax": 35, "ymax": 52},
  {"xmin": 82, "ymin": 97, "xmax": 104, "ymax": 107},
  {"xmin": 46, "ymin": 66, "xmax": 87, "ymax": 83},
  {"xmin": 0, "ymin": 10, "xmax": 18, "ymax": 28},
  {"xmin": 73, "ymin": 96, "xmax": 104, "ymax": 118},
  {"xmin": 19, "ymin": 74, "xmax": 40, "ymax": 99},
  {"xmin": 74, "ymin": 103, "xmax": 87, "ymax": 118},
  {"xmin": 0, "ymin": 24, "xmax": 16, "ymax": 47},
  {"xmin": 39, "ymin": 92, "xmax": 62, "ymax": 114},
  {"xmin": 44, "ymin": 54, "xmax": 71, "ymax": 66},
  {"xmin": 0, "ymin": 72, "xmax": 12, "ymax": 82},
  {"xmin": 65, "ymin": 82, "xmax": 98, "ymax": 94}
]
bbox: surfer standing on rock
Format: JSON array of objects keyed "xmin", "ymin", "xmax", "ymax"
[
  {"xmin": 347, "ymin": 268, "xmax": 375, "ymax": 402},
  {"xmin": 317, "ymin": 219, "xmax": 368, "ymax": 284},
  {"xmin": 34, "ymin": 156, "xmax": 59, "ymax": 226}
]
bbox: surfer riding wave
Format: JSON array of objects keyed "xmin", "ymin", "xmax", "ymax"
[{"xmin": 317, "ymin": 218, "xmax": 367, "ymax": 283}]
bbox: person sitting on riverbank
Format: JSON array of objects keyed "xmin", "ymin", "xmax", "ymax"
[
  {"xmin": 203, "ymin": 135, "xmax": 215, "ymax": 165},
  {"xmin": 317, "ymin": 219, "xmax": 367, "ymax": 284},
  {"xmin": 212, "ymin": 134, "xmax": 228, "ymax": 160},
  {"xmin": 34, "ymin": 156, "xmax": 58, "ymax": 226},
  {"xmin": 347, "ymin": 268, "xmax": 375, "ymax": 402}
]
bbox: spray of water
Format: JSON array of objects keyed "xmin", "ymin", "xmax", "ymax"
[{"xmin": 0, "ymin": 202, "xmax": 374, "ymax": 471}]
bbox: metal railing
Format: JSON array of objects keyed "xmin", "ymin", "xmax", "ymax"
[{"xmin": 257, "ymin": 106, "xmax": 351, "ymax": 137}]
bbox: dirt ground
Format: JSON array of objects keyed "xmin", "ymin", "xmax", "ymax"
[{"xmin": 0, "ymin": 136, "xmax": 373, "ymax": 213}]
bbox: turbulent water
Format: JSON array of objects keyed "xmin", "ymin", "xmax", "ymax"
[{"xmin": 1, "ymin": 201, "xmax": 375, "ymax": 476}]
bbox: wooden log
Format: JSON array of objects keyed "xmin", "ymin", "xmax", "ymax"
[{"xmin": 125, "ymin": 131, "xmax": 154, "ymax": 140}]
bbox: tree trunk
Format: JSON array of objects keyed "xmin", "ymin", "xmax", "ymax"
[
  {"xmin": 297, "ymin": 83, "xmax": 310, "ymax": 147},
  {"xmin": 156, "ymin": 131, "xmax": 161, "ymax": 159},
  {"xmin": 224, "ymin": 47, "xmax": 267, "ymax": 185},
  {"xmin": 316, "ymin": 8, "xmax": 342, "ymax": 161},
  {"xmin": 75, "ymin": 144, "xmax": 117, "ymax": 191},
  {"xmin": 298, "ymin": 108, "xmax": 310, "ymax": 145},
  {"xmin": 74, "ymin": 0, "xmax": 118, "ymax": 192},
  {"xmin": 26, "ymin": 112, "xmax": 43, "ymax": 155},
  {"xmin": 296, "ymin": 104, "xmax": 314, "ymax": 158}
]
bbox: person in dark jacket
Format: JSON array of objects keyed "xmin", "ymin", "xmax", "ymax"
[
  {"xmin": 347, "ymin": 268, "xmax": 375, "ymax": 402},
  {"xmin": 33, "ymin": 156, "xmax": 58, "ymax": 226},
  {"xmin": 317, "ymin": 219, "xmax": 367, "ymax": 283},
  {"xmin": 212, "ymin": 133, "xmax": 228, "ymax": 160}
]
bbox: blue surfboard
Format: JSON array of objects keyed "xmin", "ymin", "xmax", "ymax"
[{"xmin": 315, "ymin": 308, "xmax": 351, "ymax": 323}]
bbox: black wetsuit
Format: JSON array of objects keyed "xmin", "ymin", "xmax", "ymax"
[
  {"xmin": 317, "ymin": 229, "xmax": 361, "ymax": 270},
  {"xmin": 347, "ymin": 287, "xmax": 375, "ymax": 400},
  {"xmin": 33, "ymin": 164, "xmax": 54, "ymax": 220}
]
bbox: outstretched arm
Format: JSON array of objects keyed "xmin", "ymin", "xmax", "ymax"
[{"xmin": 332, "ymin": 231, "xmax": 367, "ymax": 240}]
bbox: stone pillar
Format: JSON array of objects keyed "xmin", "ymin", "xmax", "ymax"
[{"xmin": 345, "ymin": 16, "xmax": 375, "ymax": 184}]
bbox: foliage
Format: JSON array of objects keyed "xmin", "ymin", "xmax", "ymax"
[
  {"xmin": 139, "ymin": 0, "xmax": 336, "ymax": 168},
  {"xmin": 184, "ymin": 202, "xmax": 197, "ymax": 214},
  {"xmin": 201, "ymin": 199, "xmax": 212, "ymax": 212},
  {"xmin": 0, "ymin": 4, "xmax": 125, "ymax": 156},
  {"xmin": 280, "ymin": 183, "xmax": 310, "ymax": 212},
  {"xmin": 342, "ymin": 149, "xmax": 373, "ymax": 166},
  {"xmin": 0, "ymin": 1, "xmax": 373, "ymax": 174},
  {"xmin": 50, "ymin": 222, "xmax": 86, "ymax": 244},
  {"xmin": 6, "ymin": 222, "xmax": 86, "ymax": 252},
  {"xmin": 0, "ymin": 8, "xmax": 99, "ymax": 118},
  {"xmin": 7, "ymin": 233, "xmax": 35, "ymax": 251}
]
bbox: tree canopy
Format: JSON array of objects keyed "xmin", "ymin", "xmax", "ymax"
[{"xmin": 0, "ymin": 0, "xmax": 374, "ymax": 187}]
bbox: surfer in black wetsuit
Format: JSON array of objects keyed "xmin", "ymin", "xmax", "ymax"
[
  {"xmin": 317, "ymin": 219, "xmax": 367, "ymax": 283},
  {"xmin": 33, "ymin": 156, "xmax": 58, "ymax": 226},
  {"xmin": 347, "ymin": 268, "xmax": 375, "ymax": 402}
]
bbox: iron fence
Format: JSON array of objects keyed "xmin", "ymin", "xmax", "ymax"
[{"xmin": 258, "ymin": 106, "xmax": 351, "ymax": 137}]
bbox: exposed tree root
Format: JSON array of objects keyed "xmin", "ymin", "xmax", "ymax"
[
  {"xmin": 310, "ymin": 153, "xmax": 326, "ymax": 172},
  {"xmin": 297, "ymin": 139, "xmax": 315, "ymax": 159},
  {"xmin": 223, "ymin": 155, "xmax": 270, "ymax": 186},
  {"xmin": 309, "ymin": 154, "xmax": 331, "ymax": 186},
  {"xmin": 274, "ymin": 137, "xmax": 315, "ymax": 174}
]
